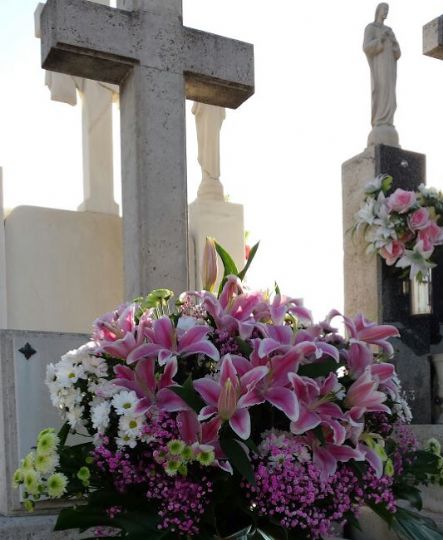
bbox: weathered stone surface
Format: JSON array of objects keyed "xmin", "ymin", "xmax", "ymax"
[
  {"xmin": 342, "ymin": 147, "xmax": 381, "ymax": 322},
  {"xmin": 0, "ymin": 330, "xmax": 87, "ymax": 516},
  {"xmin": 0, "ymin": 515, "xmax": 78, "ymax": 539},
  {"xmin": 424, "ymin": 16, "xmax": 443, "ymax": 60},
  {"xmin": 4, "ymin": 207, "xmax": 123, "ymax": 333},
  {"xmin": 39, "ymin": 0, "xmax": 254, "ymax": 300}
]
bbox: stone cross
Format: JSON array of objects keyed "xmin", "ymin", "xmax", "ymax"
[
  {"xmin": 424, "ymin": 14, "xmax": 443, "ymax": 60},
  {"xmin": 39, "ymin": 0, "xmax": 254, "ymax": 300}
]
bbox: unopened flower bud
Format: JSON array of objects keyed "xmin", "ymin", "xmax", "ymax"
[{"xmin": 202, "ymin": 237, "xmax": 218, "ymax": 292}]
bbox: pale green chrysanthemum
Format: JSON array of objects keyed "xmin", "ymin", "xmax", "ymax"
[
  {"xmin": 22, "ymin": 452, "xmax": 36, "ymax": 470},
  {"xmin": 196, "ymin": 449, "xmax": 215, "ymax": 466},
  {"xmin": 425, "ymin": 438, "xmax": 442, "ymax": 456},
  {"xmin": 23, "ymin": 499, "xmax": 35, "ymax": 513},
  {"xmin": 77, "ymin": 466, "xmax": 91, "ymax": 485},
  {"xmin": 178, "ymin": 464, "xmax": 188, "ymax": 477},
  {"xmin": 47, "ymin": 473, "xmax": 68, "ymax": 498},
  {"xmin": 164, "ymin": 459, "xmax": 181, "ymax": 476},
  {"xmin": 23, "ymin": 469, "xmax": 41, "ymax": 496},
  {"xmin": 35, "ymin": 452, "xmax": 59, "ymax": 475},
  {"xmin": 167, "ymin": 439, "xmax": 186, "ymax": 456},
  {"xmin": 181, "ymin": 446, "xmax": 193, "ymax": 461},
  {"xmin": 12, "ymin": 468, "xmax": 24, "ymax": 488},
  {"xmin": 37, "ymin": 431, "xmax": 59, "ymax": 456}
]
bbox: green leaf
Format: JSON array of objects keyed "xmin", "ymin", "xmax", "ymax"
[
  {"xmin": 381, "ymin": 174, "xmax": 393, "ymax": 194},
  {"xmin": 54, "ymin": 506, "xmax": 110, "ymax": 531},
  {"xmin": 392, "ymin": 506, "xmax": 443, "ymax": 540},
  {"xmin": 394, "ymin": 485, "xmax": 423, "ymax": 511},
  {"xmin": 57, "ymin": 421, "xmax": 71, "ymax": 447},
  {"xmin": 219, "ymin": 437, "xmax": 255, "ymax": 485},
  {"xmin": 298, "ymin": 358, "xmax": 340, "ymax": 378},
  {"xmin": 169, "ymin": 376, "xmax": 205, "ymax": 413},
  {"xmin": 235, "ymin": 338, "xmax": 253, "ymax": 357},
  {"xmin": 215, "ymin": 241, "xmax": 239, "ymax": 278},
  {"xmin": 274, "ymin": 282, "xmax": 281, "ymax": 296},
  {"xmin": 238, "ymin": 241, "xmax": 260, "ymax": 281},
  {"xmin": 243, "ymin": 437, "xmax": 259, "ymax": 455}
]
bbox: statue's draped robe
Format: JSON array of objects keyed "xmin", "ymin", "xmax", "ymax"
[
  {"xmin": 363, "ymin": 23, "xmax": 400, "ymax": 127},
  {"xmin": 192, "ymin": 102, "xmax": 226, "ymax": 180}
]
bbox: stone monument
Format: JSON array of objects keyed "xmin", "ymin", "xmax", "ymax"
[
  {"xmin": 188, "ymin": 102, "xmax": 245, "ymax": 290},
  {"xmin": 363, "ymin": 2, "xmax": 401, "ymax": 148},
  {"xmin": 34, "ymin": 1, "xmax": 119, "ymax": 216},
  {"xmin": 0, "ymin": 169, "xmax": 7, "ymax": 329}
]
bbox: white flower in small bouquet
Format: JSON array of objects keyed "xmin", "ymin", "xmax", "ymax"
[{"xmin": 354, "ymin": 175, "xmax": 443, "ymax": 280}]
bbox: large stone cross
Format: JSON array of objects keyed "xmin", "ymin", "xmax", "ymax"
[{"xmin": 39, "ymin": 0, "xmax": 254, "ymax": 300}]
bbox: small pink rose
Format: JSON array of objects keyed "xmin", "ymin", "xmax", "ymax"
[
  {"xmin": 408, "ymin": 207, "xmax": 430, "ymax": 231},
  {"xmin": 418, "ymin": 221, "xmax": 443, "ymax": 250},
  {"xmin": 379, "ymin": 240, "xmax": 405, "ymax": 266},
  {"xmin": 387, "ymin": 188, "xmax": 416, "ymax": 214}
]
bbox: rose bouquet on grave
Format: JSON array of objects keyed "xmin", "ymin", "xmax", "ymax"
[
  {"xmin": 12, "ymin": 240, "xmax": 443, "ymax": 539},
  {"xmin": 354, "ymin": 174, "xmax": 443, "ymax": 281}
]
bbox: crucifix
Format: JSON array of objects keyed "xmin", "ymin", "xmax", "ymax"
[{"xmin": 39, "ymin": 0, "xmax": 254, "ymax": 300}]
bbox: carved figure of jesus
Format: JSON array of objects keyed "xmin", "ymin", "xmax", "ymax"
[{"xmin": 363, "ymin": 3, "xmax": 401, "ymax": 129}]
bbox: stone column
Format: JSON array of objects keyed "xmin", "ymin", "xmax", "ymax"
[
  {"xmin": 188, "ymin": 103, "xmax": 245, "ymax": 289},
  {"xmin": 342, "ymin": 144, "xmax": 432, "ymax": 424},
  {"xmin": 0, "ymin": 169, "xmax": 7, "ymax": 329}
]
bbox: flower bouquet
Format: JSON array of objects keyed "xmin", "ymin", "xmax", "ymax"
[
  {"xmin": 13, "ymin": 240, "xmax": 443, "ymax": 539},
  {"xmin": 354, "ymin": 174, "xmax": 443, "ymax": 280}
]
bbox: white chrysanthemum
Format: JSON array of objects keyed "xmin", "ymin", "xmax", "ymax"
[
  {"xmin": 116, "ymin": 434, "xmax": 137, "ymax": 449},
  {"xmin": 91, "ymin": 401, "xmax": 111, "ymax": 434},
  {"xmin": 66, "ymin": 405, "xmax": 84, "ymax": 429},
  {"xmin": 55, "ymin": 361, "xmax": 85, "ymax": 386},
  {"xmin": 112, "ymin": 390, "xmax": 139, "ymax": 416},
  {"xmin": 119, "ymin": 415, "xmax": 144, "ymax": 438},
  {"xmin": 83, "ymin": 355, "xmax": 108, "ymax": 378},
  {"xmin": 47, "ymin": 472, "xmax": 68, "ymax": 498}
]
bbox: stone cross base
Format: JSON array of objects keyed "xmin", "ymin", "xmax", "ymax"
[{"xmin": 188, "ymin": 199, "xmax": 245, "ymax": 290}]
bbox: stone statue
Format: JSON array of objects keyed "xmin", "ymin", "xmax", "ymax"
[
  {"xmin": 192, "ymin": 102, "xmax": 226, "ymax": 201},
  {"xmin": 363, "ymin": 3, "xmax": 401, "ymax": 147}
]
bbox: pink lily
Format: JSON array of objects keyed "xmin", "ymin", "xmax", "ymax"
[
  {"xmin": 344, "ymin": 368, "xmax": 390, "ymax": 419},
  {"xmin": 341, "ymin": 313, "xmax": 399, "ymax": 356},
  {"xmin": 231, "ymin": 352, "xmax": 300, "ymax": 421},
  {"xmin": 194, "ymin": 355, "xmax": 268, "ymax": 440},
  {"xmin": 254, "ymin": 294, "xmax": 313, "ymax": 326},
  {"xmin": 302, "ymin": 432, "xmax": 364, "ymax": 479},
  {"xmin": 202, "ymin": 276, "xmax": 264, "ymax": 339},
  {"xmin": 126, "ymin": 315, "xmax": 219, "ymax": 365},
  {"xmin": 92, "ymin": 303, "xmax": 153, "ymax": 360},
  {"xmin": 112, "ymin": 358, "xmax": 187, "ymax": 414},
  {"xmin": 289, "ymin": 372, "xmax": 345, "ymax": 441}
]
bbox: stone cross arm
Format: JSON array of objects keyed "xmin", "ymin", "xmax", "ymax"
[
  {"xmin": 424, "ymin": 15, "xmax": 443, "ymax": 60},
  {"xmin": 40, "ymin": 0, "xmax": 254, "ymax": 109}
]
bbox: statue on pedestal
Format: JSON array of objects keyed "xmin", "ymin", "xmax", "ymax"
[
  {"xmin": 192, "ymin": 102, "xmax": 226, "ymax": 201},
  {"xmin": 363, "ymin": 2, "xmax": 401, "ymax": 147}
]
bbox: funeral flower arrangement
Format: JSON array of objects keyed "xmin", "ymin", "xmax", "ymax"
[
  {"xmin": 13, "ymin": 240, "xmax": 443, "ymax": 539},
  {"xmin": 354, "ymin": 174, "xmax": 443, "ymax": 280}
]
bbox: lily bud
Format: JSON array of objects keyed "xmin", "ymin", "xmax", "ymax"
[{"xmin": 202, "ymin": 237, "xmax": 218, "ymax": 292}]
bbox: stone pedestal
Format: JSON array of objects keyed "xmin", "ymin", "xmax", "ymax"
[
  {"xmin": 188, "ymin": 199, "xmax": 245, "ymax": 290},
  {"xmin": 4, "ymin": 207, "xmax": 123, "ymax": 334}
]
